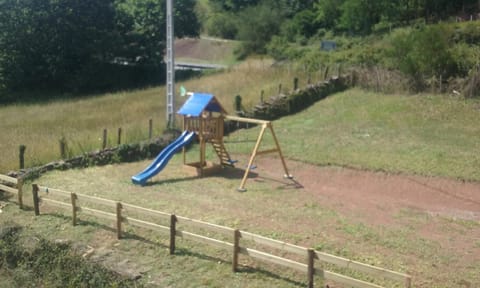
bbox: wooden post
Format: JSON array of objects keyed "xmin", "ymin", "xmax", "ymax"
[
  {"xmin": 278, "ymin": 83, "xmax": 282, "ymax": 94},
  {"xmin": 307, "ymin": 249, "xmax": 315, "ymax": 288},
  {"xmin": 32, "ymin": 184, "xmax": 40, "ymax": 216},
  {"xmin": 117, "ymin": 128, "xmax": 122, "ymax": 145},
  {"xmin": 149, "ymin": 119, "xmax": 153, "ymax": 139},
  {"xmin": 293, "ymin": 77, "xmax": 299, "ymax": 90},
  {"xmin": 232, "ymin": 229, "xmax": 240, "ymax": 272},
  {"xmin": 116, "ymin": 202, "xmax": 123, "ymax": 239},
  {"xmin": 238, "ymin": 124, "xmax": 267, "ymax": 192},
  {"xmin": 405, "ymin": 276, "xmax": 412, "ymax": 288},
  {"xmin": 102, "ymin": 128, "xmax": 107, "ymax": 150},
  {"xmin": 59, "ymin": 138, "xmax": 66, "ymax": 159},
  {"xmin": 260, "ymin": 90, "xmax": 264, "ymax": 103},
  {"xmin": 17, "ymin": 178, "xmax": 23, "ymax": 210},
  {"xmin": 324, "ymin": 66, "xmax": 329, "ymax": 80},
  {"xmin": 19, "ymin": 145, "xmax": 26, "ymax": 169},
  {"xmin": 268, "ymin": 123, "xmax": 292, "ymax": 179},
  {"xmin": 71, "ymin": 193, "xmax": 77, "ymax": 226},
  {"xmin": 169, "ymin": 214, "xmax": 177, "ymax": 255}
]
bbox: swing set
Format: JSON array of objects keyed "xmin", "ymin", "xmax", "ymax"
[{"xmin": 177, "ymin": 93, "xmax": 292, "ymax": 192}]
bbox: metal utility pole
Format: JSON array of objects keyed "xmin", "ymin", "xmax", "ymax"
[{"xmin": 166, "ymin": 0, "xmax": 175, "ymax": 129}]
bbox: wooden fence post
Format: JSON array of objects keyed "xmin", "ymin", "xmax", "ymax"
[
  {"xmin": 278, "ymin": 83, "xmax": 282, "ymax": 94},
  {"xmin": 32, "ymin": 184, "xmax": 40, "ymax": 216},
  {"xmin": 307, "ymin": 249, "xmax": 315, "ymax": 288},
  {"xmin": 116, "ymin": 202, "xmax": 123, "ymax": 239},
  {"xmin": 19, "ymin": 145, "xmax": 26, "ymax": 169},
  {"xmin": 169, "ymin": 214, "xmax": 177, "ymax": 255},
  {"xmin": 71, "ymin": 192, "xmax": 77, "ymax": 226},
  {"xmin": 102, "ymin": 129, "xmax": 107, "ymax": 149},
  {"xmin": 405, "ymin": 276, "xmax": 412, "ymax": 288},
  {"xmin": 324, "ymin": 66, "xmax": 329, "ymax": 80},
  {"xmin": 59, "ymin": 137, "xmax": 67, "ymax": 159},
  {"xmin": 149, "ymin": 119, "xmax": 153, "ymax": 139},
  {"xmin": 117, "ymin": 128, "xmax": 122, "ymax": 145},
  {"xmin": 232, "ymin": 229, "xmax": 240, "ymax": 272},
  {"xmin": 17, "ymin": 178, "xmax": 23, "ymax": 209},
  {"xmin": 293, "ymin": 77, "xmax": 299, "ymax": 90}
]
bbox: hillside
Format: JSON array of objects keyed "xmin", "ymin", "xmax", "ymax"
[{"xmin": 174, "ymin": 37, "xmax": 239, "ymax": 65}]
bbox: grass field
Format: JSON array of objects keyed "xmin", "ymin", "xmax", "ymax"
[
  {"xmin": 1, "ymin": 59, "xmax": 480, "ymax": 287},
  {"xmin": 228, "ymin": 89, "xmax": 480, "ymax": 181},
  {"xmin": 2, "ymin": 150, "xmax": 478, "ymax": 287},
  {"xmin": 0, "ymin": 59, "xmax": 310, "ymax": 173}
]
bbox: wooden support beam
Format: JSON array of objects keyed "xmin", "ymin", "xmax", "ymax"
[
  {"xmin": 233, "ymin": 229, "xmax": 240, "ymax": 272},
  {"xmin": 116, "ymin": 202, "xmax": 123, "ymax": 239},
  {"xmin": 71, "ymin": 192, "xmax": 78, "ymax": 226},
  {"xmin": 307, "ymin": 249, "xmax": 315, "ymax": 288},
  {"xmin": 32, "ymin": 184, "xmax": 40, "ymax": 216},
  {"xmin": 17, "ymin": 178, "xmax": 23, "ymax": 209},
  {"xmin": 170, "ymin": 214, "xmax": 177, "ymax": 255},
  {"xmin": 238, "ymin": 124, "xmax": 267, "ymax": 192},
  {"xmin": 225, "ymin": 115, "xmax": 269, "ymax": 125}
]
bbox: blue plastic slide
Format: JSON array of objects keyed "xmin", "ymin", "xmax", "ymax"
[{"xmin": 131, "ymin": 130, "xmax": 196, "ymax": 185}]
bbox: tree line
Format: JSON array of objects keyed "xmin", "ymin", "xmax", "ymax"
[
  {"xmin": 204, "ymin": 0, "xmax": 480, "ymax": 54},
  {"xmin": 1, "ymin": 0, "xmax": 479, "ymax": 102},
  {"xmin": 0, "ymin": 0, "xmax": 198, "ymax": 102}
]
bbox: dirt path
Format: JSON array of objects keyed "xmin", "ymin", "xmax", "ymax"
[{"xmin": 256, "ymin": 157, "xmax": 480, "ymax": 225}]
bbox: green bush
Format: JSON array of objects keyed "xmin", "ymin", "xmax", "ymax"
[
  {"xmin": 205, "ymin": 13, "xmax": 238, "ymax": 39},
  {"xmin": 386, "ymin": 25, "xmax": 458, "ymax": 89}
]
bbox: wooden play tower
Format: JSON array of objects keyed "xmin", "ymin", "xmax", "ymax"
[{"xmin": 177, "ymin": 93, "xmax": 292, "ymax": 192}]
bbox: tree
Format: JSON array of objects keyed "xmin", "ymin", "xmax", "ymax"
[
  {"xmin": 0, "ymin": 0, "xmax": 119, "ymax": 92},
  {"xmin": 235, "ymin": 1, "xmax": 285, "ymax": 56},
  {"xmin": 338, "ymin": 0, "xmax": 387, "ymax": 34},
  {"xmin": 313, "ymin": 0, "xmax": 344, "ymax": 30},
  {"xmin": 0, "ymin": 0, "xmax": 199, "ymax": 98}
]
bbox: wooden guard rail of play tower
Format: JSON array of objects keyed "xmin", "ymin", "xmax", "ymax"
[{"xmin": 183, "ymin": 115, "xmax": 235, "ymax": 177}]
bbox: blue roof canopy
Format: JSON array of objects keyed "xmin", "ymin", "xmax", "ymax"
[{"xmin": 177, "ymin": 93, "xmax": 227, "ymax": 117}]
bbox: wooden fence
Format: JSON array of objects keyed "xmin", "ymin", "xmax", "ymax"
[
  {"xmin": 30, "ymin": 184, "xmax": 411, "ymax": 288},
  {"xmin": 0, "ymin": 174, "xmax": 23, "ymax": 209}
]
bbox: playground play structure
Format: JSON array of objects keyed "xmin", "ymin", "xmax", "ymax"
[{"xmin": 132, "ymin": 92, "xmax": 292, "ymax": 191}]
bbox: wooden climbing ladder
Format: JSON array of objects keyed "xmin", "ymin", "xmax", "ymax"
[{"xmin": 211, "ymin": 139, "xmax": 235, "ymax": 167}]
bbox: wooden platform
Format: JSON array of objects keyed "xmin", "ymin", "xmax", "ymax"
[{"xmin": 183, "ymin": 161, "xmax": 224, "ymax": 177}]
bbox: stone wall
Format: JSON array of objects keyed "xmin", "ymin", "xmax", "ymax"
[
  {"xmin": 251, "ymin": 75, "xmax": 351, "ymax": 121},
  {"xmin": 8, "ymin": 131, "xmax": 180, "ymax": 181}
]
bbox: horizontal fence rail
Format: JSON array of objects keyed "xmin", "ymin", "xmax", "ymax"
[
  {"xmin": 0, "ymin": 174, "xmax": 23, "ymax": 209},
  {"xmin": 27, "ymin": 184, "xmax": 411, "ymax": 288}
]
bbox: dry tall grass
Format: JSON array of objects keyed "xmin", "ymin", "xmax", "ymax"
[{"xmin": 0, "ymin": 59, "xmax": 312, "ymax": 173}]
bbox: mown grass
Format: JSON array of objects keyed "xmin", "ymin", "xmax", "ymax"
[
  {"xmin": 226, "ymin": 89, "xmax": 480, "ymax": 181},
  {"xmin": 1, "ymin": 59, "xmax": 480, "ymax": 286},
  {"xmin": 1, "ymin": 154, "xmax": 478, "ymax": 287}
]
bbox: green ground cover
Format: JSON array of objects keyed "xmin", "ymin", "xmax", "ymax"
[{"xmin": 226, "ymin": 89, "xmax": 480, "ymax": 181}]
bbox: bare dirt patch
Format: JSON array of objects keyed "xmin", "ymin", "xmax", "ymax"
[{"xmin": 255, "ymin": 157, "xmax": 480, "ymax": 224}]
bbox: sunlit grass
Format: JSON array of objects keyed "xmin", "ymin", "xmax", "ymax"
[
  {"xmin": 0, "ymin": 59, "xmax": 311, "ymax": 173},
  {"xmin": 226, "ymin": 89, "xmax": 480, "ymax": 181}
]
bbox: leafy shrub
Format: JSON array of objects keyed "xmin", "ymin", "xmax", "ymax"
[
  {"xmin": 386, "ymin": 25, "xmax": 458, "ymax": 89},
  {"xmin": 206, "ymin": 13, "xmax": 238, "ymax": 39}
]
